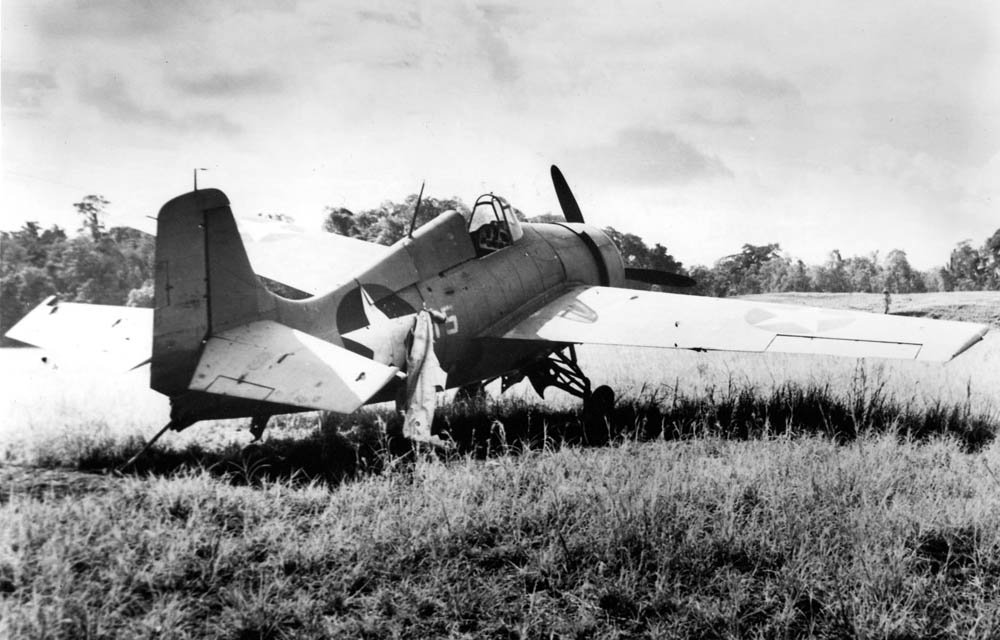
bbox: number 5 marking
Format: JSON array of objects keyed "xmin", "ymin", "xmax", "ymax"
[{"xmin": 437, "ymin": 305, "xmax": 459, "ymax": 336}]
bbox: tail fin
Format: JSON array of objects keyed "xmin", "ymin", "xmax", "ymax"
[{"xmin": 151, "ymin": 189, "xmax": 276, "ymax": 395}]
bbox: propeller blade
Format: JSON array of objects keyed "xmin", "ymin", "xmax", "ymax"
[
  {"xmin": 551, "ymin": 165, "xmax": 585, "ymax": 224},
  {"xmin": 625, "ymin": 268, "xmax": 697, "ymax": 288},
  {"xmin": 550, "ymin": 165, "xmax": 694, "ymax": 288}
]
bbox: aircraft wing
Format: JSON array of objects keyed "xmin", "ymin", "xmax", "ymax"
[
  {"xmin": 489, "ymin": 286, "xmax": 988, "ymax": 361},
  {"xmin": 189, "ymin": 320, "xmax": 398, "ymax": 413},
  {"xmin": 241, "ymin": 230, "xmax": 391, "ymax": 296},
  {"xmin": 5, "ymin": 296, "xmax": 153, "ymax": 368}
]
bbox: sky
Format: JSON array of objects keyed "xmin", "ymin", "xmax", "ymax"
[{"xmin": 2, "ymin": 0, "xmax": 998, "ymax": 270}]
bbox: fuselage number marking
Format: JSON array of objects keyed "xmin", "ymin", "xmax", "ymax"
[{"xmin": 434, "ymin": 305, "xmax": 460, "ymax": 337}]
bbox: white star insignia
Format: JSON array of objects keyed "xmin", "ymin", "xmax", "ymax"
[
  {"xmin": 342, "ymin": 286, "xmax": 415, "ymax": 367},
  {"xmin": 746, "ymin": 306, "xmax": 854, "ymax": 334}
]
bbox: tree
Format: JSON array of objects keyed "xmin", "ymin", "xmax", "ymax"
[
  {"xmin": 812, "ymin": 250, "xmax": 849, "ymax": 292},
  {"xmin": 757, "ymin": 257, "xmax": 793, "ymax": 292},
  {"xmin": 126, "ymin": 280, "xmax": 155, "ymax": 307},
  {"xmin": 881, "ymin": 249, "xmax": 924, "ymax": 293},
  {"xmin": 646, "ymin": 243, "xmax": 685, "ymax": 273},
  {"xmin": 602, "ymin": 227, "xmax": 686, "ymax": 274},
  {"xmin": 981, "ymin": 228, "xmax": 1000, "ymax": 289},
  {"xmin": 688, "ymin": 264, "xmax": 728, "ymax": 297},
  {"xmin": 74, "ymin": 195, "xmax": 110, "ymax": 241},
  {"xmin": 945, "ymin": 240, "xmax": 986, "ymax": 291},
  {"xmin": 61, "ymin": 237, "xmax": 129, "ymax": 304},
  {"xmin": 843, "ymin": 253, "xmax": 880, "ymax": 293},
  {"xmin": 4, "ymin": 222, "xmax": 65, "ymax": 269},
  {"xmin": 322, "ymin": 207, "xmax": 357, "ymax": 236},
  {"xmin": 711, "ymin": 243, "xmax": 782, "ymax": 295},
  {"xmin": 322, "ymin": 195, "xmax": 470, "ymax": 246},
  {"xmin": 782, "ymin": 259, "xmax": 813, "ymax": 292},
  {"xmin": 1, "ymin": 222, "xmax": 72, "ymax": 342}
]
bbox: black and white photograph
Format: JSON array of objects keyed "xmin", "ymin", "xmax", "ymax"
[{"xmin": 2, "ymin": 1, "xmax": 1000, "ymax": 637}]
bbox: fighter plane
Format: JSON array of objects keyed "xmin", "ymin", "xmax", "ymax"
[{"xmin": 7, "ymin": 166, "xmax": 989, "ymax": 448}]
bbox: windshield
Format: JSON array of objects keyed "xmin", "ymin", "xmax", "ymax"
[{"xmin": 468, "ymin": 194, "xmax": 523, "ymax": 242}]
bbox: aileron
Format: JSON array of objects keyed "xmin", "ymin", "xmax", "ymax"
[{"xmin": 490, "ymin": 286, "xmax": 988, "ymax": 362}]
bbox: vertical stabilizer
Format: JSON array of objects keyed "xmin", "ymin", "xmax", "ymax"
[{"xmin": 151, "ymin": 189, "xmax": 276, "ymax": 395}]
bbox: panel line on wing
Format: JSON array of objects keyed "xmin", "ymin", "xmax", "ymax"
[
  {"xmin": 205, "ymin": 375, "xmax": 276, "ymax": 401},
  {"xmin": 766, "ymin": 334, "xmax": 922, "ymax": 359}
]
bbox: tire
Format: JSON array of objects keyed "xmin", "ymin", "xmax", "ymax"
[{"xmin": 585, "ymin": 385, "xmax": 615, "ymax": 418}]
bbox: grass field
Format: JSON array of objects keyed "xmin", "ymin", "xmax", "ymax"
[
  {"xmin": 3, "ymin": 291, "xmax": 1000, "ymax": 638},
  {"xmin": 6, "ymin": 437, "xmax": 1000, "ymax": 638}
]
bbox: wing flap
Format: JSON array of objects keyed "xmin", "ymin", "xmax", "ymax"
[
  {"xmin": 766, "ymin": 335, "xmax": 921, "ymax": 359},
  {"xmin": 5, "ymin": 296, "xmax": 153, "ymax": 368},
  {"xmin": 189, "ymin": 320, "xmax": 398, "ymax": 413},
  {"xmin": 492, "ymin": 286, "xmax": 988, "ymax": 362}
]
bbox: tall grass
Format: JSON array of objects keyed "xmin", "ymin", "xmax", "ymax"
[
  {"xmin": 5, "ymin": 435, "xmax": 1000, "ymax": 638},
  {"xmin": 3, "ymin": 367, "xmax": 989, "ymax": 496},
  {"xmin": 4, "ymin": 324, "xmax": 998, "ymax": 466}
]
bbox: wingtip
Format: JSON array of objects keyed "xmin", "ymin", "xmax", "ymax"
[{"xmin": 948, "ymin": 325, "xmax": 990, "ymax": 361}]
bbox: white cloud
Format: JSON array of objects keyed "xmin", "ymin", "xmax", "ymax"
[
  {"xmin": 570, "ymin": 128, "xmax": 733, "ymax": 185},
  {"xmin": 1, "ymin": 71, "xmax": 57, "ymax": 113},
  {"xmin": 2, "ymin": 0, "xmax": 998, "ymax": 272}
]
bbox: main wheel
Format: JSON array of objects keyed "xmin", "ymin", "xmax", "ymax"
[
  {"xmin": 586, "ymin": 385, "xmax": 616, "ymax": 418},
  {"xmin": 582, "ymin": 385, "xmax": 616, "ymax": 445}
]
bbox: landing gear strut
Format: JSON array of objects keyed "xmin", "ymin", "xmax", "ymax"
[
  {"xmin": 249, "ymin": 414, "xmax": 270, "ymax": 442},
  {"xmin": 454, "ymin": 381, "xmax": 488, "ymax": 403},
  {"xmin": 503, "ymin": 345, "xmax": 616, "ymax": 423}
]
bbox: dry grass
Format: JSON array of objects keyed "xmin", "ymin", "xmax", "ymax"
[
  {"xmin": 0, "ymin": 349, "xmax": 261, "ymax": 465},
  {"xmin": 5, "ymin": 436, "xmax": 1000, "ymax": 638},
  {"xmin": 3, "ymin": 325, "xmax": 998, "ymax": 466}
]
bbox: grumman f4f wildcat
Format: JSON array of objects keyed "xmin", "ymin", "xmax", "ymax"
[{"xmin": 7, "ymin": 166, "xmax": 989, "ymax": 449}]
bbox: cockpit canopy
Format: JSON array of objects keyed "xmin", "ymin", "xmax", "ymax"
[{"xmin": 468, "ymin": 194, "xmax": 523, "ymax": 255}]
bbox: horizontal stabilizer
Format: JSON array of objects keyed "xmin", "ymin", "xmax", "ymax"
[
  {"xmin": 5, "ymin": 296, "xmax": 153, "ymax": 368},
  {"xmin": 189, "ymin": 320, "xmax": 398, "ymax": 413},
  {"xmin": 490, "ymin": 286, "xmax": 988, "ymax": 362},
  {"xmin": 241, "ymin": 229, "xmax": 392, "ymax": 296}
]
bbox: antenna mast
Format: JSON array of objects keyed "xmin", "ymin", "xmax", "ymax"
[
  {"xmin": 193, "ymin": 168, "xmax": 208, "ymax": 191},
  {"xmin": 408, "ymin": 181, "xmax": 426, "ymax": 238}
]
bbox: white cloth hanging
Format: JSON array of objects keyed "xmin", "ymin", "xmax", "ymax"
[{"xmin": 402, "ymin": 309, "xmax": 449, "ymax": 446}]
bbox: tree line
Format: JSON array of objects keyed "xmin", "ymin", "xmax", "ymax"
[
  {"xmin": 3, "ymin": 193, "xmax": 999, "ymax": 344},
  {"xmin": 687, "ymin": 232, "xmax": 1000, "ymax": 297},
  {"xmin": 1, "ymin": 196, "xmax": 155, "ymax": 344},
  {"xmin": 321, "ymin": 196, "xmax": 1000, "ymax": 297}
]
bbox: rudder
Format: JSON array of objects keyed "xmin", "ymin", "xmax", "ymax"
[{"xmin": 151, "ymin": 188, "xmax": 276, "ymax": 395}]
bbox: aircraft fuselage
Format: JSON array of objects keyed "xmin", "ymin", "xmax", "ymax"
[{"xmin": 157, "ymin": 193, "xmax": 625, "ymax": 427}]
